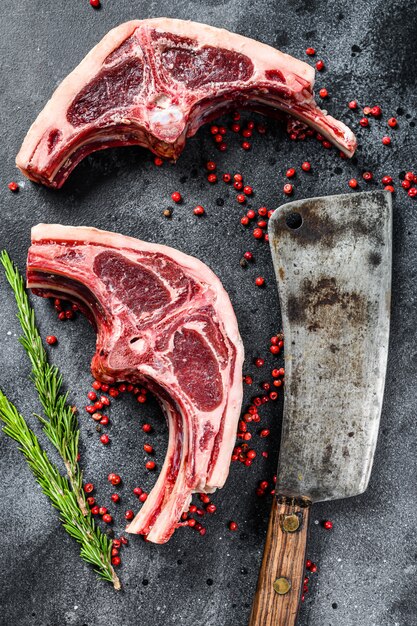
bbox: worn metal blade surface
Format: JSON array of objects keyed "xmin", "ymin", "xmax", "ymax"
[{"xmin": 269, "ymin": 191, "xmax": 392, "ymax": 503}]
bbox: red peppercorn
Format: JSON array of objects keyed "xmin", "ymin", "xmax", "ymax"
[
  {"xmin": 87, "ymin": 391, "xmax": 97, "ymax": 401},
  {"xmin": 91, "ymin": 506, "xmax": 100, "ymax": 515},
  {"xmin": 384, "ymin": 185, "xmax": 395, "ymax": 193},
  {"xmin": 154, "ymin": 157, "xmax": 163, "ymax": 166},
  {"xmin": 257, "ymin": 220, "xmax": 267, "ymax": 229},
  {"xmin": 92, "ymin": 380, "xmax": 101, "ymax": 390},
  {"xmin": 236, "ymin": 193, "xmax": 246, "ymax": 203},
  {"xmin": 319, "ymin": 88, "xmax": 328, "ymax": 98},
  {"xmin": 100, "ymin": 434, "xmax": 110, "ymax": 445},
  {"xmin": 139, "ymin": 492, "xmax": 148, "ymax": 502},
  {"xmin": 111, "ymin": 494, "xmax": 120, "ymax": 503},
  {"xmin": 255, "ymin": 277, "xmax": 265, "ymax": 287},
  {"xmin": 146, "ymin": 461, "xmax": 156, "ymax": 470},
  {"xmin": 84, "ymin": 483, "xmax": 94, "ymax": 494},
  {"xmin": 371, "ymin": 105, "xmax": 382, "ymax": 117},
  {"xmin": 98, "ymin": 507, "xmax": 108, "ymax": 516},
  {"xmin": 65, "ymin": 310, "xmax": 74, "ymax": 320},
  {"xmin": 348, "ymin": 100, "xmax": 358, "ymax": 109},
  {"xmin": 125, "ymin": 510, "xmax": 134, "ymax": 521},
  {"xmin": 241, "ymin": 217, "xmax": 249, "ymax": 226},
  {"xmin": 207, "ymin": 173, "xmax": 217, "ymax": 184},
  {"xmin": 315, "ymin": 60, "xmax": 325, "ymax": 71},
  {"xmin": 382, "ymin": 136, "xmax": 391, "ymax": 145},
  {"xmin": 381, "ymin": 175, "xmax": 393, "ymax": 185},
  {"xmin": 283, "ymin": 183, "xmax": 293, "ymax": 195},
  {"xmin": 387, "ymin": 117, "xmax": 397, "ymax": 128},
  {"xmin": 244, "ymin": 185, "xmax": 253, "ymax": 195},
  {"xmin": 112, "ymin": 556, "xmax": 121, "ymax": 566},
  {"xmin": 234, "ymin": 181, "xmax": 243, "ymax": 191},
  {"xmin": 231, "ymin": 123, "xmax": 241, "ymax": 133},
  {"xmin": 206, "ymin": 161, "xmax": 216, "ymax": 171},
  {"xmin": 223, "ymin": 173, "xmax": 231, "ymax": 183},
  {"xmin": 100, "ymin": 415, "xmax": 109, "ymax": 425},
  {"xmin": 286, "ymin": 168, "xmax": 296, "ymax": 178},
  {"xmin": 229, "ymin": 521, "xmax": 238, "ymax": 531},
  {"xmin": 253, "ymin": 228, "xmax": 264, "ymax": 240},
  {"xmin": 206, "ymin": 504, "xmax": 217, "ymax": 514},
  {"xmin": 214, "ymin": 134, "xmax": 223, "ymax": 143},
  {"xmin": 102, "ymin": 513, "xmax": 113, "ymax": 524},
  {"xmin": 171, "ymin": 191, "xmax": 181, "ymax": 203},
  {"xmin": 247, "ymin": 210, "xmax": 256, "ymax": 219},
  {"xmin": 260, "ymin": 429, "xmax": 270, "ymax": 438},
  {"xmin": 348, "ymin": 178, "xmax": 358, "ymax": 189},
  {"xmin": 405, "ymin": 171, "xmax": 415, "ymax": 181},
  {"xmin": 46, "ymin": 335, "xmax": 57, "ymax": 345},
  {"xmin": 306, "ymin": 47, "xmax": 315, "ymax": 56},
  {"xmin": 234, "ymin": 173, "xmax": 243, "ymax": 182},
  {"xmin": 218, "ymin": 142, "xmax": 227, "ymax": 152},
  {"xmin": 306, "ymin": 559, "xmax": 312, "ymax": 569},
  {"xmin": 193, "ymin": 205, "xmax": 205, "ymax": 216},
  {"xmin": 363, "ymin": 106, "xmax": 372, "ymax": 115},
  {"xmin": 255, "ymin": 358, "xmax": 265, "ymax": 368},
  {"xmin": 144, "ymin": 444, "xmax": 154, "ymax": 454},
  {"xmin": 310, "ymin": 564, "xmax": 318, "ymax": 573},
  {"xmin": 242, "ymin": 141, "xmax": 251, "ymax": 150},
  {"xmin": 120, "ymin": 536, "xmax": 129, "ymax": 545},
  {"xmin": 363, "ymin": 171, "xmax": 373, "ymax": 182},
  {"xmin": 359, "ymin": 117, "xmax": 369, "ymax": 127},
  {"xmin": 402, "ymin": 179, "xmax": 411, "ymax": 190},
  {"xmin": 408, "ymin": 187, "xmax": 417, "ymax": 198},
  {"xmin": 90, "ymin": 0, "xmax": 100, "ymax": 7},
  {"xmin": 323, "ymin": 520, "xmax": 333, "ymax": 530},
  {"xmin": 108, "ymin": 473, "xmax": 121, "ymax": 486},
  {"xmin": 58, "ymin": 311, "xmax": 66, "ymax": 321},
  {"xmin": 86, "ymin": 497, "xmax": 95, "ymax": 507},
  {"xmin": 301, "ymin": 161, "xmax": 311, "ymax": 172},
  {"xmin": 242, "ymin": 129, "xmax": 252, "ymax": 138},
  {"xmin": 8, "ymin": 181, "xmax": 19, "ymax": 192}
]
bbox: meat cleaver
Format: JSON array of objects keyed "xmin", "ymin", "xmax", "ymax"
[{"xmin": 249, "ymin": 190, "xmax": 392, "ymax": 626}]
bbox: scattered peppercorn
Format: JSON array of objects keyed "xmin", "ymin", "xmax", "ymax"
[
  {"xmin": 46, "ymin": 335, "xmax": 57, "ymax": 345},
  {"xmin": 8, "ymin": 182, "xmax": 19, "ymax": 192},
  {"xmin": 171, "ymin": 191, "xmax": 181, "ymax": 203}
]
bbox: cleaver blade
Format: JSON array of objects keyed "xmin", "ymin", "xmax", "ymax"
[{"xmin": 249, "ymin": 190, "xmax": 392, "ymax": 626}]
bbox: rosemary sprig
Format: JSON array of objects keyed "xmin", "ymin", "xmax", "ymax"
[{"xmin": 0, "ymin": 252, "xmax": 121, "ymax": 590}]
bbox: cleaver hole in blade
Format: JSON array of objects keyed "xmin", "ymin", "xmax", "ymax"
[{"xmin": 286, "ymin": 212, "xmax": 303, "ymax": 230}]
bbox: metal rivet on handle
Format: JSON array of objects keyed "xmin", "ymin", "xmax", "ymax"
[
  {"xmin": 281, "ymin": 513, "xmax": 300, "ymax": 533},
  {"xmin": 273, "ymin": 577, "xmax": 292, "ymax": 595}
]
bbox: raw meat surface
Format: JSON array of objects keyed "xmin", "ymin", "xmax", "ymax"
[
  {"xmin": 16, "ymin": 18, "xmax": 357, "ymax": 188},
  {"xmin": 27, "ymin": 224, "xmax": 244, "ymax": 544}
]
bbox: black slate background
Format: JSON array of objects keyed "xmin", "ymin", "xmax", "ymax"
[{"xmin": 1, "ymin": 1, "xmax": 417, "ymax": 625}]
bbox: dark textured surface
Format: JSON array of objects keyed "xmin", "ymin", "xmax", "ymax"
[{"xmin": 1, "ymin": 2, "xmax": 416, "ymax": 625}]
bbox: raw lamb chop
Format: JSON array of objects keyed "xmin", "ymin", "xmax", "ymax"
[
  {"xmin": 17, "ymin": 18, "xmax": 357, "ymax": 188},
  {"xmin": 27, "ymin": 224, "xmax": 244, "ymax": 544}
]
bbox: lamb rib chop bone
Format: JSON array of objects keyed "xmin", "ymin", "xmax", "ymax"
[
  {"xmin": 17, "ymin": 19, "xmax": 357, "ymax": 188},
  {"xmin": 27, "ymin": 224, "xmax": 244, "ymax": 544}
]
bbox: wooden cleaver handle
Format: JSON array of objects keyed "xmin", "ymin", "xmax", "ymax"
[{"xmin": 248, "ymin": 496, "xmax": 311, "ymax": 626}]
